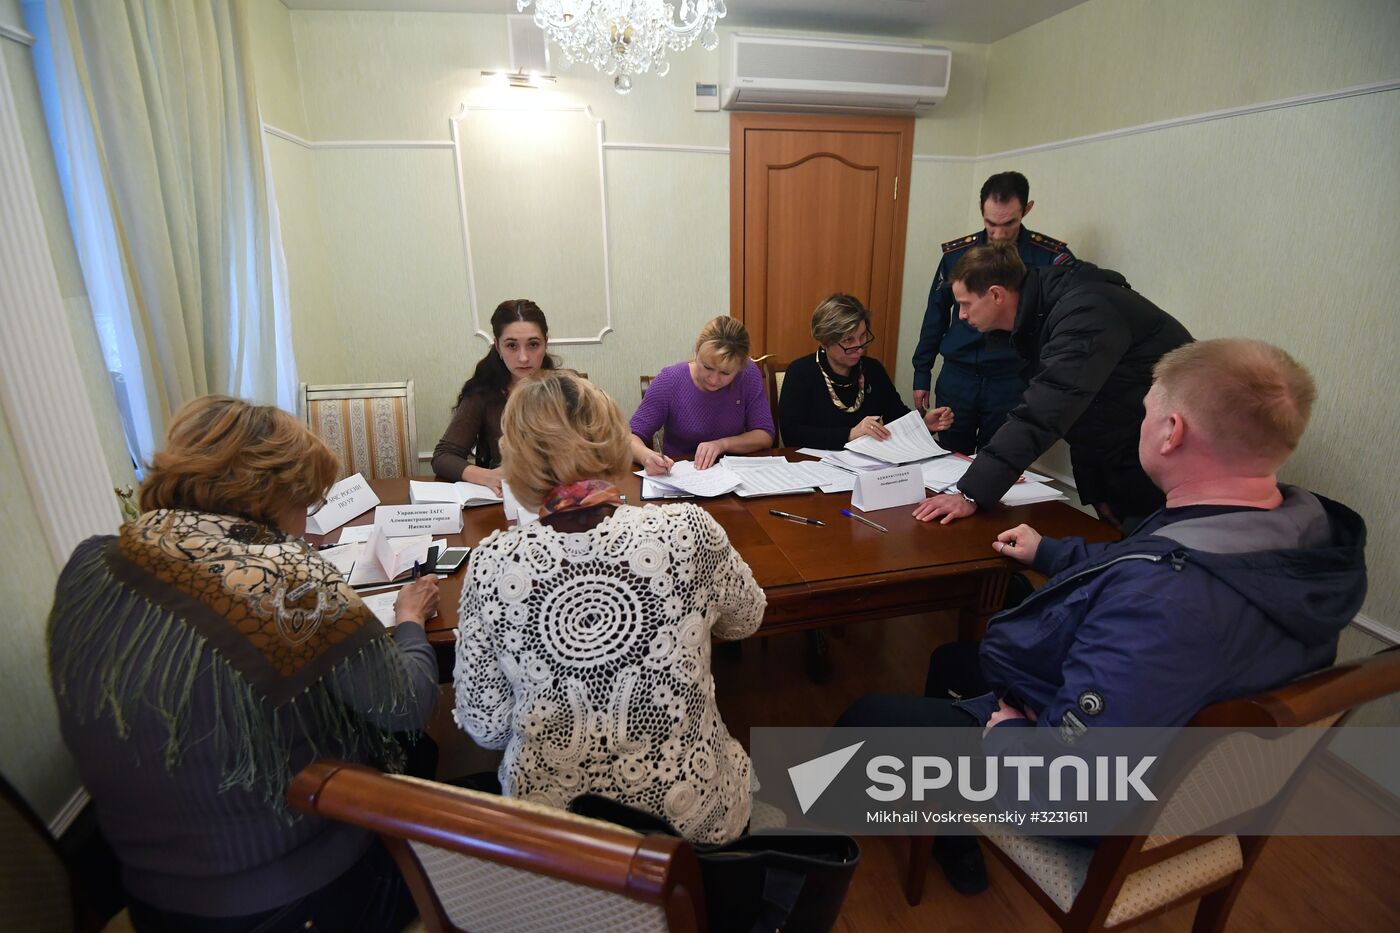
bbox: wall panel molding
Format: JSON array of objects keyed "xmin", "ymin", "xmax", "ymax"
[
  {"xmin": 0, "ymin": 44, "xmax": 121, "ymax": 565},
  {"xmin": 449, "ymin": 103, "xmax": 614, "ymax": 345},
  {"xmin": 0, "ymin": 20, "xmax": 35, "ymax": 46},
  {"xmin": 915, "ymin": 78, "xmax": 1400, "ymax": 163}
]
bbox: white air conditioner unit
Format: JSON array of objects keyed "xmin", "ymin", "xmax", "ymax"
[{"xmin": 722, "ymin": 34, "xmax": 950, "ymax": 115}]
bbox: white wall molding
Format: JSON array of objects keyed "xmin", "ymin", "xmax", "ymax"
[
  {"xmin": 0, "ymin": 43, "xmax": 122, "ymax": 566},
  {"xmin": 261, "ymin": 124, "xmax": 451, "ymax": 150},
  {"xmin": 1352, "ymin": 613, "xmax": 1400, "ymax": 648},
  {"xmin": 0, "ymin": 21, "xmax": 36, "ymax": 46},
  {"xmin": 916, "ymin": 78, "xmax": 1400, "ymax": 165},
  {"xmin": 449, "ymin": 103, "xmax": 614, "ymax": 346},
  {"xmin": 601, "ymin": 141, "xmax": 729, "ymax": 154},
  {"xmin": 49, "ymin": 788, "xmax": 89, "ymax": 838}
]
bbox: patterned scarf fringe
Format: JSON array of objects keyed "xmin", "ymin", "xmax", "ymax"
[{"xmin": 49, "ymin": 546, "xmax": 416, "ymax": 817}]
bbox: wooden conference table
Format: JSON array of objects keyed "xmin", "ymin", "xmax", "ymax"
[{"xmin": 309, "ymin": 453, "xmax": 1115, "ymax": 681}]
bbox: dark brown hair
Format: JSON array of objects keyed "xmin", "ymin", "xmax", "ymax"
[
  {"xmin": 455, "ymin": 299, "xmax": 559, "ymax": 407},
  {"xmin": 949, "ymin": 242, "xmax": 1028, "ymax": 296}
]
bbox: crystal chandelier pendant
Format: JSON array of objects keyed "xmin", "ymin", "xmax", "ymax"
[{"xmin": 519, "ymin": 0, "xmax": 727, "ymax": 94}]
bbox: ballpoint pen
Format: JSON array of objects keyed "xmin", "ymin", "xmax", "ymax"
[
  {"xmin": 841, "ymin": 509, "xmax": 888, "ymax": 533},
  {"xmin": 769, "ymin": 508, "xmax": 825, "ymax": 526}
]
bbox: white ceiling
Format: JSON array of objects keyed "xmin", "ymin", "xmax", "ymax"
[{"xmin": 278, "ymin": 0, "xmax": 1092, "ymax": 44}]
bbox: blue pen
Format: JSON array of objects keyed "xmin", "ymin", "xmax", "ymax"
[{"xmin": 841, "ymin": 509, "xmax": 888, "ymax": 533}]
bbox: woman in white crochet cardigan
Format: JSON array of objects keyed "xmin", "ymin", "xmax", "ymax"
[{"xmin": 453, "ymin": 371, "xmax": 766, "ymax": 844}]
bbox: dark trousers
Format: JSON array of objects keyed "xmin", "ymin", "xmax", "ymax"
[
  {"xmin": 836, "ymin": 642, "xmax": 988, "ymax": 859},
  {"xmin": 934, "ymin": 365, "xmax": 1025, "ymax": 454},
  {"xmin": 127, "ymin": 840, "xmax": 417, "ymax": 933}
]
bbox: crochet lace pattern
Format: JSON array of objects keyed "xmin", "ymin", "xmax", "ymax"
[{"xmin": 454, "ymin": 503, "xmax": 766, "ymax": 844}]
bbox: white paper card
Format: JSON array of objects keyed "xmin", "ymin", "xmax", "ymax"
[
  {"xmin": 348, "ymin": 529, "xmax": 432, "ymax": 586},
  {"xmin": 306, "ymin": 473, "xmax": 380, "ymax": 535},
  {"xmin": 642, "ymin": 478, "xmax": 692, "ymax": 499},
  {"xmin": 845, "ymin": 411, "xmax": 947, "ymax": 465},
  {"xmin": 360, "ymin": 580, "xmax": 442, "ymax": 628},
  {"xmin": 317, "ymin": 543, "xmax": 362, "ymax": 577},
  {"xmin": 333, "ymin": 524, "xmax": 375, "ymax": 544},
  {"xmin": 500, "ymin": 482, "xmax": 541, "ymax": 525},
  {"xmin": 374, "ymin": 503, "xmax": 463, "ymax": 537},
  {"xmin": 851, "ymin": 465, "xmax": 924, "ymax": 512}
]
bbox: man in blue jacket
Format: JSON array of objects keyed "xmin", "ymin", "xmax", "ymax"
[
  {"xmin": 912, "ymin": 172, "xmax": 1073, "ymax": 453},
  {"xmin": 841, "ymin": 338, "xmax": 1368, "ymax": 893}
]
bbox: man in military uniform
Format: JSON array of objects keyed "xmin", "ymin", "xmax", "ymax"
[{"xmin": 912, "ymin": 171, "xmax": 1073, "ymax": 454}]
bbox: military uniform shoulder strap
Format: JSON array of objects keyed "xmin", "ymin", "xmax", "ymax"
[
  {"xmin": 1026, "ymin": 230, "xmax": 1070, "ymax": 254},
  {"xmin": 941, "ymin": 232, "xmax": 980, "ymax": 254}
]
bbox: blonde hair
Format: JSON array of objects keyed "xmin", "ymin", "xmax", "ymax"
[
  {"xmin": 810, "ymin": 294, "xmax": 870, "ymax": 346},
  {"xmin": 500, "ymin": 371, "xmax": 633, "ymax": 510},
  {"xmin": 140, "ymin": 395, "xmax": 339, "ymax": 524},
  {"xmin": 694, "ymin": 316, "xmax": 751, "ymax": 369},
  {"xmin": 1153, "ymin": 339, "xmax": 1316, "ymax": 464}
]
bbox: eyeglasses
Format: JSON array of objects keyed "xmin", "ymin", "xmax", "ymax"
[
  {"xmin": 836, "ymin": 333, "xmax": 875, "ymax": 354},
  {"xmin": 308, "ymin": 497, "xmax": 327, "ymax": 517}
]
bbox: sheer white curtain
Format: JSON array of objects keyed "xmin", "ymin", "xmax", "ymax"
[{"xmin": 25, "ymin": 0, "xmax": 297, "ymax": 465}]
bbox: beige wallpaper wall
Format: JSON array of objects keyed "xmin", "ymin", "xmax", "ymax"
[
  {"xmin": 974, "ymin": 0, "xmax": 1399, "ymax": 628},
  {"xmin": 261, "ymin": 10, "xmax": 990, "ymax": 457}
]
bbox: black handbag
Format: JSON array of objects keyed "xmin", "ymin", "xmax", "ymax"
[{"xmin": 568, "ymin": 793, "xmax": 860, "ymax": 933}]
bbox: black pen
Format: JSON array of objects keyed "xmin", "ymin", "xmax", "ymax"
[
  {"xmin": 769, "ymin": 508, "xmax": 824, "ymax": 526},
  {"xmin": 412, "ymin": 560, "xmax": 421, "ymax": 581}
]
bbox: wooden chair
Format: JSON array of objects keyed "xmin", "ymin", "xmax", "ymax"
[
  {"xmin": 753, "ymin": 354, "xmax": 786, "ymax": 446},
  {"xmin": 904, "ymin": 648, "xmax": 1400, "ymax": 931},
  {"xmin": 300, "ymin": 381, "xmax": 417, "ymax": 480},
  {"xmin": 287, "ymin": 761, "xmax": 706, "ymax": 933}
]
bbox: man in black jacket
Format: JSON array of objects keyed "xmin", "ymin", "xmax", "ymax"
[{"xmin": 913, "ymin": 243, "xmax": 1192, "ymax": 528}]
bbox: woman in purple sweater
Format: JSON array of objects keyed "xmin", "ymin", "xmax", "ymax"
[{"xmin": 629, "ymin": 316, "xmax": 776, "ymax": 472}]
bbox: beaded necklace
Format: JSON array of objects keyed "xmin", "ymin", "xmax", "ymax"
[{"xmin": 816, "ymin": 350, "xmax": 865, "ymax": 413}]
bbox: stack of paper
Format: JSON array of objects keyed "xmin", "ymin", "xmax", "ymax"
[
  {"xmin": 500, "ymin": 482, "xmax": 541, "ymax": 525},
  {"xmin": 922, "ymin": 455, "xmax": 1057, "ymax": 494},
  {"xmin": 635, "ymin": 461, "xmax": 743, "ymax": 498},
  {"xmin": 409, "ymin": 480, "xmax": 502, "ymax": 508},
  {"xmin": 723, "ymin": 458, "xmax": 832, "ymax": 497},
  {"xmin": 821, "ymin": 449, "xmax": 892, "ymax": 472},
  {"xmin": 844, "ymin": 411, "xmax": 948, "ymax": 465},
  {"xmin": 998, "ymin": 482, "xmax": 1068, "ymax": 506}
]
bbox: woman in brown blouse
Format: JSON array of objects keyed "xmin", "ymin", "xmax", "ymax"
[{"xmin": 432, "ymin": 300, "xmax": 557, "ymax": 491}]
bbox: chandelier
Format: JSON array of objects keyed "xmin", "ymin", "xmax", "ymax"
[{"xmin": 518, "ymin": 0, "xmax": 727, "ymax": 94}]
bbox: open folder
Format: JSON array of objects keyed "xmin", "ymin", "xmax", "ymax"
[{"xmin": 347, "ymin": 527, "xmax": 435, "ymax": 587}]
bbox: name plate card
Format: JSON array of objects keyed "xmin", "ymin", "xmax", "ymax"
[
  {"xmin": 851, "ymin": 465, "xmax": 924, "ymax": 513},
  {"xmin": 374, "ymin": 503, "xmax": 463, "ymax": 537},
  {"xmin": 306, "ymin": 473, "xmax": 380, "ymax": 535},
  {"xmin": 500, "ymin": 482, "xmax": 541, "ymax": 526}
]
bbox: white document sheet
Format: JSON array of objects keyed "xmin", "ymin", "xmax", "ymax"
[
  {"xmin": 634, "ymin": 461, "xmax": 742, "ymax": 498},
  {"xmin": 796, "ymin": 447, "xmax": 844, "ymax": 460},
  {"xmin": 500, "ymin": 482, "xmax": 541, "ymax": 525},
  {"xmin": 721, "ymin": 455, "xmax": 790, "ymax": 467},
  {"xmin": 998, "ymin": 482, "xmax": 1068, "ymax": 506},
  {"xmin": 333, "ymin": 523, "xmax": 375, "ymax": 545},
  {"xmin": 641, "ymin": 478, "xmax": 693, "ymax": 499},
  {"xmin": 922, "ymin": 456, "xmax": 1055, "ymax": 493},
  {"xmin": 822, "ymin": 449, "xmax": 892, "ymax": 472},
  {"xmin": 347, "ymin": 529, "xmax": 433, "ymax": 587},
  {"xmin": 360, "ymin": 579, "xmax": 442, "ymax": 628},
  {"xmin": 845, "ymin": 411, "xmax": 947, "ymax": 465},
  {"xmin": 317, "ymin": 543, "xmax": 362, "ymax": 577}
]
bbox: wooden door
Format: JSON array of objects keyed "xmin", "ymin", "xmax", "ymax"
[{"xmin": 730, "ymin": 113, "xmax": 914, "ymax": 369}]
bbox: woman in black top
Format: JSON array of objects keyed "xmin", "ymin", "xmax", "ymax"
[{"xmin": 778, "ymin": 293, "xmax": 952, "ymax": 449}]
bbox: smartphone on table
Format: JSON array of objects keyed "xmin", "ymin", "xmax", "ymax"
[{"xmin": 433, "ymin": 547, "xmax": 471, "ymax": 574}]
